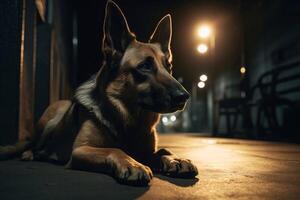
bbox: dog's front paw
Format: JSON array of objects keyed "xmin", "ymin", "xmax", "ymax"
[
  {"xmin": 114, "ymin": 161, "xmax": 153, "ymax": 186},
  {"xmin": 161, "ymin": 155, "xmax": 198, "ymax": 178}
]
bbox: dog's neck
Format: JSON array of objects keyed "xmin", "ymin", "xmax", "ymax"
[
  {"xmin": 105, "ymin": 87, "xmax": 160, "ymax": 134},
  {"xmin": 74, "ymin": 71, "xmax": 119, "ymax": 136}
]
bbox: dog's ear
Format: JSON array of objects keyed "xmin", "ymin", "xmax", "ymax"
[
  {"xmin": 102, "ymin": 0, "xmax": 135, "ymax": 54},
  {"xmin": 149, "ymin": 14, "xmax": 172, "ymax": 62}
]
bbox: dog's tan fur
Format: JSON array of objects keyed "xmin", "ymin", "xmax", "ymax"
[{"xmin": 0, "ymin": 0, "xmax": 198, "ymax": 186}]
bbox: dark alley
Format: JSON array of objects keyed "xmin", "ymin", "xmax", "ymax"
[{"xmin": 1, "ymin": 0, "xmax": 300, "ymax": 199}]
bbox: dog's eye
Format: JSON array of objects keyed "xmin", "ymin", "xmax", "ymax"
[
  {"xmin": 138, "ymin": 63, "xmax": 153, "ymax": 72},
  {"xmin": 137, "ymin": 58, "xmax": 155, "ymax": 73}
]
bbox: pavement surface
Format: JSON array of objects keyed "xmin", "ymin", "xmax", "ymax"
[{"xmin": 1, "ymin": 134, "xmax": 300, "ymax": 200}]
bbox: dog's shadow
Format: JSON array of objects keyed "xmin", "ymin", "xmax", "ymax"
[{"xmin": 154, "ymin": 174, "xmax": 199, "ymax": 187}]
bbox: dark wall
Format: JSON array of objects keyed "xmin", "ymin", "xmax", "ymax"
[
  {"xmin": 0, "ymin": 0, "xmax": 74, "ymax": 145},
  {"xmin": 244, "ymin": 0, "xmax": 300, "ymax": 90},
  {"xmin": 0, "ymin": 1, "xmax": 22, "ymax": 144},
  {"xmin": 35, "ymin": 23, "xmax": 51, "ymax": 123},
  {"xmin": 48, "ymin": 0, "xmax": 74, "ymax": 102},
  {"xmin": 75, "ymin": 0, "xmax": 104, "ymax": 84}
]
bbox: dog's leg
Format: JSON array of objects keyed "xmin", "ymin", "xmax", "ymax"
[
  {"xmin": 148, "ymin": 148, "xmax": 198, "ymax": 178},
  {"xmin": 69, "ymin": 146, "xmax": 153, "ymax": 186}
]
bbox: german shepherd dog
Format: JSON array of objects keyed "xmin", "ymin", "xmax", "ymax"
[{"xmin": 0, "ymin": 0, "xmax": 198, "ymax": 186}]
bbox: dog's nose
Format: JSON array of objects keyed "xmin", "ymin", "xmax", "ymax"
[{"xmin": 172, "ymin": 90, "xmax": 190, "ymax": 103}]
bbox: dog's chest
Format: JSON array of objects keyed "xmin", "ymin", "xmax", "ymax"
[{"xmin": 120, "ymin": 125, "xmax": 157, "ymax": 160}]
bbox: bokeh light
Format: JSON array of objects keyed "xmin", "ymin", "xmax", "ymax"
[
  {"xmin": 197, "ymin": 25, "xmax": 212, "ymax": 38},
  {"xmin": 162, "ymin": 116, "xmax": 168, "ymax": 124},
  {"xmin": 200, "ymin": 74, "xmax": 208, "ymax": 82},
  {"xmin": 197, "ymin": 44, "xmax": 208, "ymax": 54},
  {"xmin": 240, "ymin": 66, "xmax": 246, "ymax": 74},
  {"xmin": 198, "ymin": 81, "xmax": 205, "ymax": 88},
  {"xmin": 170, "ymin": 115, "xmax": 176, "ymax": 122}
]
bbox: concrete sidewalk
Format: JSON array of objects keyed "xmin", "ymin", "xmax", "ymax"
[{"xmin": 1, "ymin": 134, "xmax": 300, "ymax": 199}]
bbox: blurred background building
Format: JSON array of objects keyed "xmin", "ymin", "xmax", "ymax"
[{"xmin": 0, "ymin": 0, "xmax": 300, "ymax": 145}]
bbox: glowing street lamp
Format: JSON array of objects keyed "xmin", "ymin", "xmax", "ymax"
[
  {"xmin": 162, "ymin": 116, "xmax": 168, "ymax": 124},
  {"xmin": 170, "ymin": 115, "xmax": 176, "ymax": 122},
  {"xmin": 197, "ymin": 44, "xmax": 208, "ymax": 54},
  {"xmin": 197, "ymin": 25, "xmax": 212, "ymax": 38},
  {"xmin": 193, "ymin": 23, "xmax": 216, "ymax": 133},
  {"xmin": 197, "ymin": 81, "xmax": 205, "ymax": 89},
  {"xmin": 199, "ymin": 74, "xmax": 208, "ymax": 82},
  {"xmin": 240, "ymin": 66, "xmax": 246, "ymax": 74}
]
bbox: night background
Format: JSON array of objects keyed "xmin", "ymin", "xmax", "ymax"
[{"xmin": 1, "ymin": 0, "xmax": 300, "ymax": 199}]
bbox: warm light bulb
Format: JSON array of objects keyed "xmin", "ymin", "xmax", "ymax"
[
  {"xmin": 162, "ymin": 117, "xmax": 168, "ymax": 123},
  {"xmin": 200, "ymin": 74, "xmax": 208, "ymax": 82},
  {"xmin": 240, "ymin": 67, "xmax": 246, "ymax": 74},
  {"xmin": 197, "ymin": 25, "xmax": 211, "ymax": 38},
  {"xmin": 198, "ymin": 81, "xmax": 205, "ymax": 88},
  {"xmin": 170, "ymin": 115, "xmax": 176, "ymax": 122},
  {"xmin": 197, "ymin": 44, "xmax": 208, "ymax": 54}
]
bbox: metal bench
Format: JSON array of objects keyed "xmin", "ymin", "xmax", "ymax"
[{"xmin": 255, "ymin": 61, "xmax": 300, "ymax": 137}]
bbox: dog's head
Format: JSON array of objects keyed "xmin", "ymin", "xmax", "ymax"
[{"xmin": 102, "ymin": 1, "xmax": 190, "ymax": 114}]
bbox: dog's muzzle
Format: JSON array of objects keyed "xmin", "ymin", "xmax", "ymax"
[{"xmin": 137, "ymin": 77, "xmax": 190, "ymax": 113}]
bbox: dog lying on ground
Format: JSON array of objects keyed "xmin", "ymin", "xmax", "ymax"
[{"xmin": 0, "ymin": 0, "xmax": 198, "ymax": 186}]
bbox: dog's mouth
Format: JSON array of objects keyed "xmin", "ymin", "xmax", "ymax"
[
  {"xmin": 172, "ymin": 101, "xmax": 186, "ymax": 110},
  {"xmin": 138, "ymin": 99, "xmax": 187, "ymax": 113}
]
